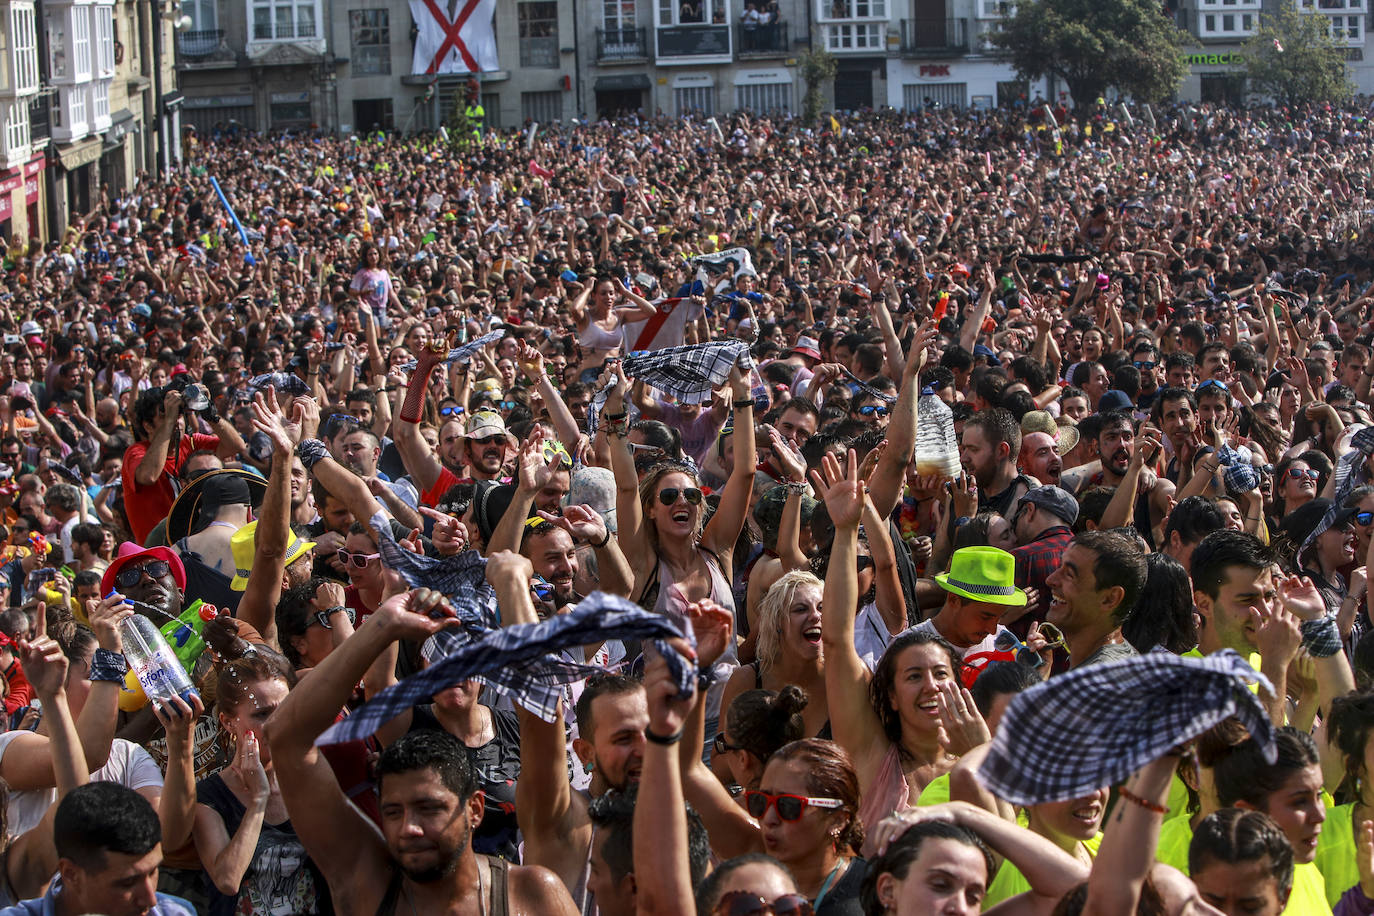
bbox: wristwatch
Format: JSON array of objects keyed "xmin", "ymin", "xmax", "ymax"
[{"xmin": 313, "ymin": 604, "xmax": 355, "ymax": 629}]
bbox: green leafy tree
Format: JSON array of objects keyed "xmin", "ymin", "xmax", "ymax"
[
  {"xmin": 992, "ymin": 0, "xmax": 1187, "ymax": 109},
  {"xmin": 801, "ymin": 48, "xmax": 837, "ymax": 126},
  {"xmin": 1242, "ymin": 6, "xmax": 1352, "ymax": 106}
]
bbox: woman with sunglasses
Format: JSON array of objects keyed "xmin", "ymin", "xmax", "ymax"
[
  {"xmin": 605, "ymin": 362, "xmax": 755, "ymax": 724},
  {"xmin": 1272, "ymin": 456, "xmax": 1321, "ymax": 524}
]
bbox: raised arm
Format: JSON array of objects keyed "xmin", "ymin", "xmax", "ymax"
[
  {"xmin": 393, "ymin": 335, "xmax": 452, "ymax": 496},
  {"xmin": 1077, "ymin": 754, "xmax": 1178, "ymax": 916},
  {"xmin": 812, "ymin": 450, "xmax": 889, "ymax": 791},
  {"xmin": 700, "ymin": 364, "xmax": 755, "ymax": 560},
  {"xmin": 266, "ymin": 588, "xmax": 457, "ymax": 898},
  {"xmin": 236, "ymin": 392, "xmax": 312, "ymax": 646},
  {"xmin": 870, "ymin": 320, "xmax": 937, "ymax": 517},
  {"xmin": 133, "ymin": 388, "xmax": 183, "ymax": 486}
]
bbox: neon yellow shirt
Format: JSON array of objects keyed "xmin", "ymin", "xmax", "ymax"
[
  {"xmin": 1283, "ymin": 862, "xmax": 1332, "ymax": 915},
  {"xmin": 1314, "ymin": 803, "xmax": 1356, "ymax": 908},
  {"xmin": 1155, "ymin": 814, "xmax": 1194, "ymax": 873},
  {"xmin": 983, "ymin": 834, "xmax": 1102, "ymax": 909},
  {"xmin": 917, "ymin": 774, "xmax": 950, "ymax": 807}
]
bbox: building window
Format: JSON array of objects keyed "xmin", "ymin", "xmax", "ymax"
[
  {"xmin": 736, "ymin": 82, "xmax": 789, "ymax": 112},
  {"xmin": 604, "ymin": 0, "xmax": 635, "ymax": 28},
  {"xmin": 658, "ymin": 0, "xmax": 726, "ymax": 26},
  {"xmin": 518, "ymin": 2, "xmax": 558, "ymax": 68},
  {"xmin": 270, "ymin": 98, "xmax": 311, "ymax": 124},
  {"xmin": 480, "ymin": 92, "xmax": 500, "ymax": 128},
  {"xmin": 252, "ymin": 0, "xmax": 317, "ymax": 41},
  {"xmin": 349, "ymin": 9, "xmax": 389, "ymax": 74},
  {"xmin": 520, "ymin": 89, "xmax": 561, "ymax": 124},
  {"xmin": 12, "ymin": 5, "xmax": 37, "ymax": 94},
  {"xmin": 72, "ymin": 9, "xmax": 90, "ymax": 80},
  {"xmin": 902, "ymin": 82, "xmax": 967, "ymax": 110},
  {"xmin": 46, "ymin": 11, "xmax": 66, "ymax": 80},
  {"xmin": 824, "ymin": 22, "xmax": 883, "ymax": 50},
  {"xmin": 94, "ymin": 6, "xmax": 114, "ymax": 77},
  {"xmin": 672, "ymin": 85, "xmax": 714, "ymax": 115},
  {"xmin": 186, "ymin": 0, "xmax": 216, "ymax": 30},
  {"xmin": 820, "ymin": 0, "xmax": 885, "ymax": 20},
  {"xmin": 976, "ymin": 0, "xmax": 1013, "ymax": 16},
  {"xmin": 4, "ymin": 101, "xmax": 28, "ymax": 155},
  {"xmin": 1198, "ymin": 8, "xmax": 1256, "ymax": 35},
  {"xmin": 90, "ymin": 79, "xmax": 108, "ymax": 120},
  {"xmin": 69, "ymin": 84, "xmax": 85, "ymax": 124}
]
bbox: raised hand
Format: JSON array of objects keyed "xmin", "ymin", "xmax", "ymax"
[
  {"xmin": 949, "ymin": 471, "xmax": 978, "ymax": 519},
  {"xmin": 810, "ymin": 449, "xmax": 866, "ymax": 530},
  {"xmin": 768, "ymin": 427, "xmax": 806, "ymax": 483},
  {"xmin": 935, "ymin": 679, "xmax": 991, "ymax": 756},
  {"xmin": 418, "ymin": 506, "xmax": 468, "ymax": 556},
  {"xmin": 1251, "ymin": 604, "xmax": 1303, "ymax": 668},
  {"xmin": 909, "ymin": 320, "xmax": 939, "ymax": 375},
  {"xmin": 517, "ymin": 429, "xmax": 558, "ymax": 494},
  {"xmin": 231, "ymin": 730, "xmax": 270, "ymax": 806},
  {"xmin": 1277, "ymin": 574, "xmax": 1327, "ymax": 622},
  {"xmin": 153, "ymin": 692, "xmax": 206, "ymax": 753},
  {"xmin": 485, "ymin": 550, "xmax": 534, "ymax": 590},
  {"xmin": 18, "ymin": 609, "xmax": 66, "ymax": 699},
  {"xmin": 858, "ymin": 440, "xmax": 888, "ymax": 485},
  {"xmin": 643, "ymin": 637, "xmax": 698, "ymax": 739},
  {"xmin": 538, "ymin": 503, "xmax": 608, "ymax": 547},
  {"xmin": 86, "ymin": 591, "xmax": 133, "ymax": 652},
  {"xmin": 371, "ymin": 587, "xmax": 463, "ymax": 641},
  {"xmin": 684, "ymin": 599, "xmax": 733, "ymax": 669}
]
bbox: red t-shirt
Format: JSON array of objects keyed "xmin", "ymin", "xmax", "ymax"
[
  {"xmin": 122, "ymin": 433, "xmax": 221, "ymax": 543},
  {"xmin": 420, "ymin": 466, "xmax": 461, "ymax": 508}
]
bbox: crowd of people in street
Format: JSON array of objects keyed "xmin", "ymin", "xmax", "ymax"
[{"xmin": 0, "ymin": 98, "xmax": 1369, "ymax": 915}]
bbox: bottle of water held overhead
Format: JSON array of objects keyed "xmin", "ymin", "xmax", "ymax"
[{"xmin": 120, "ymin": 613, "xmax": 200, "ymax": 707}]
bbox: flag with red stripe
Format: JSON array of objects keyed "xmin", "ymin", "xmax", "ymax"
[{"xmin": 622, "ymin": 297, "xmax": 705, "ymax": 353}]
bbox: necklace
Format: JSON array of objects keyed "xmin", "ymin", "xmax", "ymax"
[
  {"xmin": 206, "ymin": 521, "xmax": 238, "ymax": 530},
  {"xmin": 813, "ymin": 857, "xmax": 849, "ymax": 910}
]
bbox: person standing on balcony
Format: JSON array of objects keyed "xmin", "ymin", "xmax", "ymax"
[{"xmin": 741, "ymin": 3, "xmax": 760, "ymax": 50}]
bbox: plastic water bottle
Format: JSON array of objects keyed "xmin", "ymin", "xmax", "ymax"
[
  {"xmin": 120, "ymin": 614, "xmax": 200, "ymax": 708},
  {"xmin": 914, "ymin": 389, "xmax": 962, "ymax": 478}
]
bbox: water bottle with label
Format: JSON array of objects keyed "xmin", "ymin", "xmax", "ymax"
[{"xmin": 120, "ymin": 613, "xmax": 200, "ymax": 708}]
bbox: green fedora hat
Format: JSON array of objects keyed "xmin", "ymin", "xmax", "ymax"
[{"xmin": 934, "ymin": 546, "xmax": 1027, "ymax": 607}]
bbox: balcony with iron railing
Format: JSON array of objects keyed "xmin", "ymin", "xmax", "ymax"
[
  {"xmin": 656, "ymin": 22, "xmax": 731, "ymax": 59},
  {"xmin": 899, "ymin": 17, "xmax": 969, "ymax": 55},
  {"xmin": 734, "ymin": 19, "xmax": 788, "ymax": 56},
  {"xmin": 177, "ymin": 29, "xmax": 223, "ymax": 57},
  {"xmin": 596, "ymin": 26, "xmax": 648, "ymax": 62}
]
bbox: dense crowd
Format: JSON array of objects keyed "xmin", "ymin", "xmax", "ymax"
[{"xmin": 0, "ymin": 98, "xmax": 1370, "ymax": 916}]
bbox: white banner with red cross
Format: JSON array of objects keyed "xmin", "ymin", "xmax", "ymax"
[{"xmin": 409, "ymin": 0, "xmax": 497, "ymax": 75}]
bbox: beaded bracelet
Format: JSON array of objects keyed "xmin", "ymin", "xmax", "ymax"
[{"xmin": 1117, "ymin": 785, "xmax": 1168, "ymax": 815}]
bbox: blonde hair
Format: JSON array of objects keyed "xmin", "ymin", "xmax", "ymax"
[{"xmin": 755, "ymin": 571, "xmax": 824, "ymax": 673}]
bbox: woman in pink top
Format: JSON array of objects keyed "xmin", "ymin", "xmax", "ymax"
[{"xmin": 812, "ymin": 451, "xmax": 962, "ymax": 844}]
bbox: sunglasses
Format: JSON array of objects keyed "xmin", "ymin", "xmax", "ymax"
[
  {"xmin": 856, "ymin": 555, "xmax": 874, "ymax": 572},
  {"xmin": 744, "ymin": 790, "xmax": 843, "ymax": 822},
  {"xmin": 657, "ymin": 487, "xmax": 703, "ymax": 507},
  {"xmin": 497, "ymin": 400, "xmax": 518, "ymax": 410},
  {"xmin": 1357, "ymin": 511, "xmax": 1374, "ymax": 527},
  {"xmin": 336, "ymin": 548, "xmax": 380, "ymax": 568},
  {"xmin": 995, "ymin": 629, "xmax": 1047, "ymax": 668},
  {"xmin": 857, "ymin": 405, "xmax": 890, "ymax": 417},
  {"xmin": 114, "ymin": 559, "xmax": 171, "ymax": 589},
  {"xmin": 714, "ymin": 892, "xmax": 814, "ymax": 916},
  {"xmin": 714, "ymin": 732, "xmax": 746, "ymax": 755},
  {"xmin": 1286, "ymin": 467, "xmax": 1319, "ymax": 481},
  {"xmin": 439, "ymin": 405, "xmax": 465, "ymax": 416},
  {"xmin": 1133, "ymin": 360, "xmax": 1156, "ymax": 371},
  {"xmin": 1196, "ymin": 379, "xmax": 1230, "ymax": 393},
  {"xmin": 1037, "ymin": 622, "xmax": 1066, "ymax": 651},
  {"xmin": 531, "ymin": 575, "xmax": 554, "ymax": 602},
  {"xmin": 471, "ymin": 434, "xmax": 507, "ymax": 446}
]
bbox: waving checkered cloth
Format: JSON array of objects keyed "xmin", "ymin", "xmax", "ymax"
[
  {"xmin": 587, "ymin": 340, "xmax": 752, "ymax": 436},
  {"xmin": 1322, "ymin": 426, "xmax": 1374, "ymax": 548},
  {"xmin": 316, "ymin": 592, "xmax": 697, "ymax": 744},
  {"xmin": 623, "ymin": 340, "xmax": 753, "ymax": 405},
  {"xmin": 397, "ymin": 329, "xmax": 506, "ymax": 374},
  {"xmin": 976, "ymin": 650, "xmax": 1275, "ymax": 806},
  {"xmin": 368, "ymin": 512, "xmax": 499, "ymax": 630}
]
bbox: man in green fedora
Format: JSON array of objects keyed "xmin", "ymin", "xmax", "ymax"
[{"xmin": 908, "ymin": 546, "xmax": 1029, "ymax": 679}]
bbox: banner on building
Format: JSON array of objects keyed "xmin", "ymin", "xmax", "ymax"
[{"xmin": 409, "ymin": 0, "xmax": 498, "ymax": 75}]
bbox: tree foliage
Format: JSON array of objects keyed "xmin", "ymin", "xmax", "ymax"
[
  {"xmin": 801, "ymin": 48, "xmax": 837, "ymax": 126},
  {"xmin": 992, "ymin": 0, "xmax": 1187, "ymax": 108},
  {"xmin": 1242, "ymin": 6, "xmax": 1352, "ymax": 107}
]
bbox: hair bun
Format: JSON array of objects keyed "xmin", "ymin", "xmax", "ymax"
[{"xmin": 774, "ymin": 684, "xmax": 809, "ymax": 717}]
